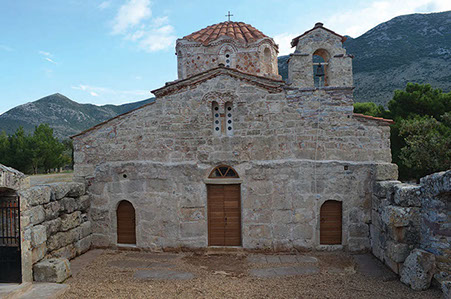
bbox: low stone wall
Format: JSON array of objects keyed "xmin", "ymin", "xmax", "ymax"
[
  {"xmin": 19, "ymin": 182, "xmax": 92, "ymax": 281},
  {"xmin": 371, "ymin": 170, "xmax": 450, "ymax": 292}
]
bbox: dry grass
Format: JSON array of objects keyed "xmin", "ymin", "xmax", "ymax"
[{"xmin": 60, "ymin": 250, "xmax": 442, "ymax": 299}]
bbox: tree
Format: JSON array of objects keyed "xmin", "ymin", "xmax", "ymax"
[
  {"xmin": 31, "ymin": 124, "xmax": 66, "ymax": 173},
  {"xmin": 353, "ymin": 102, "xmax": 387, "ymax": 118},
  {"xmin": 398, "ymin": 116, "xmax": 451, "ymax": 180}
]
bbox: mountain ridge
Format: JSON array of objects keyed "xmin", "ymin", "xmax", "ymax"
[{"xmin": 0, "ymin": 93, "xmax": 154, "ymax": 139}]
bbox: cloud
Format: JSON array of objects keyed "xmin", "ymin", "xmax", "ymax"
[
  {"xmin": 111, "ymin": 0, "xmax": 176, "ymax": 52},
  {"xmin": 326, "ymin": 0, "xmax": 451, "ymax": 37},
  {"xmin": 71, "ymin": 84, "xmax": 149, "ymax": 99},
  {"xmin": 0, "ymin": 45, "xmax": 13, "ymax": 52},
  {"xmin": 39, "ymin": 50, "xmax": 52, "ymax": 56},
  {"xmin": 273, "ymin": 33, "xmax": 296, "ymax": 56},
  {"xmin": 98, "ymin": 1, "xmax": 111, "ymax": 10},
  {"xmin": 45, "ymin": 57, "xmax": 57, "ymax": 64},
  {"xmin": 112, "ymin": 0, "xmax": 152, "ymax": 35}
]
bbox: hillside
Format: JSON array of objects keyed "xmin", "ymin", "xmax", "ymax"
[
  {"xmin": 278, "ymin": 11, "xmax": 451, "ymax": 105},
  {"xmin": 0, "ymin": 93, "xmax": 154, "ymax": 139}
]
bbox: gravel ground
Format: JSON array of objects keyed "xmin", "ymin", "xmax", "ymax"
[{"xmin": 60, "ymin": 250, "xmax": 442, "ymax": 299}]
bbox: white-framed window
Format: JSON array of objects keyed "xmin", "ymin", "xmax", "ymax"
[{"xmin": 211, "ymin": 101, "xmax": 234, "ymax": 136}]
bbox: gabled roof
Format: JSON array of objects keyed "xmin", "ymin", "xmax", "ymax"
[
  {"xmin": 182, "ymin": 21, "xmax": 269, "ymax": 45},
  {"xmin": 152, "ymin": 66, "xmax": 285, "ymax": 97},
  {"xmin": 72, "ymin": 67, "xmax": 284, "ymax": 139},
  {"xmin": 291, "ymin": 22, "xmax": 347, "ymax": 48}
]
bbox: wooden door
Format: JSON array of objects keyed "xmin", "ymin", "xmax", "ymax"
[
  {"xmin": 117, "ymin": 201, "xmax": 136, "ymax": 244},
  {"xmin": 207, "ymin": 184, "xmax": 241, "ymax": 246},
  {"xmin": 320, "ymin": 200, "xmax": 342, "ymax": 245}
]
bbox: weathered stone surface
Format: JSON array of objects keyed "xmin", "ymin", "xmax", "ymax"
[
  {"xmin": 386, "ymin": 241, "xmax": 410, "ymax": 263},
  {"xmin": 31, "ymin": 225, "xmax": 47, "ymax": 247},
  {"xmin": 373, "ymin": 163, "xmax": 398, "ymax": 181},
  {"xmin": 27, "ymin": 205, "xmax": 46, "ymax": 225},
  {"xmin": 46, "ymin": 182, "xmax": 86, "ymax": 200},
  {"xmin": 0, "ymin": 163, "xmax": 24, "ymax": 190},
  {"xmin": 66, "ymin": 182, "xmax": 86, "ymax": 198},
  {"xmin": 60, "ymin": 197, "xmax": 77, "ymax": 214},
  {"xmin": 400, "ymin": 249, "xmax": 436, "ymax": 291},
  {"xmin": 20, "ymin": 186, "xmax": 52, "ymax": 206},
  {"xmin": 60, "ymin": 211, "xmax": 82, "ymax": 231},
  {"xmin": 393, "ymin": 184, "xmax": 422, "ymax": 207},
  {"xmin": 32, "ymin": 243, "xmax": 47, "ymax": 264},
  {"xmin": 43, "ymin": 201, "xmax": 61, "ymax": 221},
  {"xmin": 44, "ymin": 218, "xmax": 62, "ymax": 238},
  {"xmin": 382, "ymin": 206, "xmax": 419, "ymax": 228},
  {"xmin": 441, "ymin": 281, "xmax": 451, "ymax": 299},
  {"xmin": 33, "ymin": 258, "xmax": 71, "ymax": 283},
  {"xmin": 75, "ymin": 235, "xmax": 92, "ymax": 255},
  {"xmin": 373, "ymin": 180, "xmax": 400, "ymax": 198}
]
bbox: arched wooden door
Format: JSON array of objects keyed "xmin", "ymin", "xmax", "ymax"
[
  {"xmin": 320, "ymin": 200, "xmax": 342, "ymax": 245},
  {"xmin": 116, "ymin": 201, "xmax": 136, "ymax": 245},
  {"xmin": 207, "ymin": 165, "xmax": 242, "ymax": 246}
]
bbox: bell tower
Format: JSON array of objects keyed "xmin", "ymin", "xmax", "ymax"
[{"xmin": 288, "ymin": 23, "xmax": 353, "ymax": 88}]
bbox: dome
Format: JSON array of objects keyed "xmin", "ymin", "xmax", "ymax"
[{"xmin": 183, "ymin": 21, "xmax": 269, "ymax": 45}]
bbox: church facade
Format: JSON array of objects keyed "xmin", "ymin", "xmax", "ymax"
[{"xmin": 72, "ymin": 21, "xmax": 397, "ymax": 251}]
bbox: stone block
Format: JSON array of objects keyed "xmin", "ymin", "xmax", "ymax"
[
  {"xmin": 32, "ymin": 242, "xmax": 47, "ymax": 264},
  {"xmin": 373, "ymin": 163, "xmax": 398, "ymax": 181},
  {"xmin": 347, "ymin": 237, "xmax": 370, "ymax": 252},
  {"xmin": 248, "ymin": 225, "xmax": 271, "ymax": 239},
  {"xmin": 180, "ymin": 222, "xmax": 205, "ymax": 238},
  {"xmin": 44, "ymin": 218, "xmax": 62, "ymax": 238},
  {"xmin": 441, "ymin": 281, "xmax": 451, "ymax": 299},
  {"xmin": 373, "ymin": 180, "xmax": 400, "ymax": 198},
  {"xmin": 77, "ymin": 195, "xmax": 90, "ymax": 212},
  {"xmin": 33, "ymin": 258, "xmax": 71, "ymax": 283},
  {"xmin": 43, "ymin": 201, "xmax": 61, "ymax": 221},
  {"xmin": 393, "ymin": 184, "xmax": 422, "ymax": 207},
  {"xmin": 67, "ymin": 182, "xmax": 86, "ymax": 198},
  {"xmin": 79, "ymin": 221, "xmax": 92, "ymax": 238},
  {"xmin": 384, "ymin": 255, "xmax": 400, "ymax": 274},
  {"xmin": 31, "ymin": 225, "xmax": 47, "ymax": 247},
  {"xmin": 60, "ymin": 197, "xmax": 77, "ymax": 214},
  {"xmin": 400, "ymin": 249, "xmax": 436, "ymax": 290},
  {"xmin": 386, "ymin": 241, "xmax": 411, "ymax": 263},
  {"xmin": 28, "ymin": 205, "xmax": 45, "ymax": 225},
  {"xmin": 47, "ymin": 227, "xmax": 81, "ymax": 252},
  {"xmin": 382, "ymin": 206, "xmax": 419, "ymax": 228},
  {"xmin": 272, "ymin": 210, "xmax": 292, "ymax": 224},
  {"xmin": 75, "ymin": 235, "xmax": 92, "ymax": 255},
  {"xmin": 349, "ymin": 223, "xmax": 369, "ymax": 238},
  {"xmin": 20, "ymin": 185, "xmax": 52, "ymax": 206},
  {"xmin": 50, "ymin": 244, "xmax": 77, "ymax": 260},
  {"xmin": 180, "ymin": 208, "xmax": 205, "ymax": 221},
  {"xmin": 60, "ymin": 211, "xmax": 82, "ymax": 231}
]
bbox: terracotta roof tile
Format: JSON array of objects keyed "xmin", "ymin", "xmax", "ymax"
[
  {"xmin": 353, "ymin": 113, "xmax": 394, "ymax": 125},
  {"xmin": 183, "ymin": 21, "xmax": 269, "ymax": 45}
]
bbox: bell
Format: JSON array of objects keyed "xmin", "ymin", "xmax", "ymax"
[{"xmin": 316, "ymin": 64, "xmax": 325, "ymax": 77}]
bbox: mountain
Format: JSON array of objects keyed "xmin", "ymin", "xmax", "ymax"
[
  {"xmin": 0, "ymin": 93, "xmax": 154, "ymax": 139},
  {"xmin": 278, "ymin": 11, "xmax": 451, "ymax": 106}
]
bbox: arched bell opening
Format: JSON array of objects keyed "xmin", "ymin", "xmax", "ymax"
[{"xmin": 313, "ymin": 48, "xmax": 330, "ymax": 87}]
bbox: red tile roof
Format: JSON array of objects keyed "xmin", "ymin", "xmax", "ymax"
[
  {"xmin": 183, "ymin": 21, "xmax": 268, "ymax": 45},
  {"xmin": 353, "ymin": 113, "xmax": 394, "ymax": 125}
]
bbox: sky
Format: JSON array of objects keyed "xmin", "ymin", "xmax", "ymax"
[{"xmin": 0, "ymin": 0, "xmax": 450, "ymax": 114}]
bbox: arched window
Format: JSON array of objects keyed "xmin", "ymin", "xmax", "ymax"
[
  {"xmin": 224, "ymin": 51, "xmax": 232, "ymax": 68},
  {"xmin": 209, "ymin": 165, "xmax": 239, "ymax": 178},
  {"xmin": 225, "ymin": 102, "xmax": 233, "ymax": 136},
  {"xmin": 263, "ymin": 47, "xmax": 272, "ymax": 74},
  {"xmin": 116, "ymin": 200, "xmax": 136, "ymax": 245},
  {"xmin": 320, "ymin": 200, "xmax": 342, "ymax": 245},
  {"xmin": 313, "ymin": 49, "xmax": 330, "ymax": 87},
  {"xmin": 212, "ymin": 101, "xmax": 221, "ymax": 136}
]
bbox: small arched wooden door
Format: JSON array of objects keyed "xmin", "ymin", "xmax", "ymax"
[
  {"xmin": 320, "ymin": 200, "xmax": 342, "ymax": 245},
  {"xmin": 116, "ymin": 201, "xmax": 136, "ymax": 245}
]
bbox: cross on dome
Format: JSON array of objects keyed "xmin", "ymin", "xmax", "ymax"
[{"xmin": 225, "ymin": 11, "xmax": 233, "ymax": 22}]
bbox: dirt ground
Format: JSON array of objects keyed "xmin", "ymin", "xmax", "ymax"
[
  {"xmin": 28, "ymin": 172, "xmax": 73, "ymax": 186},
  {"xmin": 60, "ymin": 250, "xmax": 442, "ymax": 299}
]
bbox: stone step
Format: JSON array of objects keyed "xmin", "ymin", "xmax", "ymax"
[
  {"xmin": 17, "ymin": 283, "xmax": 68, "ymax": 299},
  {"xmin": 0, "ymin": 282, "xmax": 32, "ymax": 299}
]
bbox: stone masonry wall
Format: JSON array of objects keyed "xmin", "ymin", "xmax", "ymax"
[
  {"xmin": 371, "ymin": 170, "xmax": 450, "ymax": 290},
  {"xmin": 19, "ymin": 182, "xmax": 92, "ymax": 280}
]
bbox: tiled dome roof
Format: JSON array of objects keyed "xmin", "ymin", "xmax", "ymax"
[{"xmin": 183, "ymin": 21, "xmax": 268, "ymax": 45}]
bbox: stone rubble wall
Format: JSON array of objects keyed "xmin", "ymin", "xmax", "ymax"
[
  {"xmin": 19, "ymin": 182, "xmax": 92, "ymax": 281},
  {"xmin": 0, "ymin": 163, "xmax": 26, "ymax": 191},
  {"xmin": 371, "ymin": 170, "xmax": 450, "ymax": 291}
]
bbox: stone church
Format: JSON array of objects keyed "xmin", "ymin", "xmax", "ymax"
[{"xmin": 72, "ymin": 21, "xmax": 397, "ymax": 251}]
